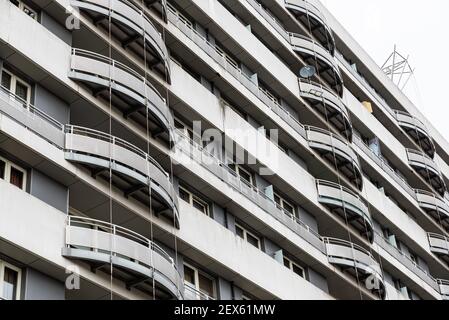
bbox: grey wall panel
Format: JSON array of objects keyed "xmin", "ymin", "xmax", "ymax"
[
  {"xmin": 30, "ymin": 169, "xmax": 68, "ymax": 214},
  {"xmin": 212, "ymin": 203, "xmax": 227, "ymax": 227},
  {"xmin": 24, "ymin": 268, "xmax": 65, "ymax": 300},
  {"xmin": 307, "ymin": 268, "xmax": 329, "ymax": 294},
  {"xmin": 40, "ymin": 12, "xmax": 72, "ymax": 45},
  {"xmin": 34, "ymin": 84, "xmax": 70, "ymax": 124},
  {"xmin": 298, "ymin": 206, "xmax": 319, "ymax": 234},
  {"xmin": 217, "ymin": 277, "xmax": 233, "ymax": 300}
]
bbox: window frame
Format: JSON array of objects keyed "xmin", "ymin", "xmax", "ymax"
[
  {"xmin": 0, "ymin": 155, "xmax": 27, "ymax": 191},
  {"xmin": 0, "ymin": 260, "xmax": 22, "ymax": 300},
  {"xmin": 1, "ymin": 68, "xmax": 32, "ymax": 104},
  {"xmin": 283, "ymin": 256, "xmax": 306, "ymax": 279},
  {"xmin": 178, "ymin": 185, "xmax": 209, "ymax": 216},
  {"xmin": 10, "ymin": 0, "xmax": 38, "ymax": 20},
  {"xmin": 274, "ymin": 192, "xmax": 297, "ymax": 219},
  {"xmin": 183, "ymin": 263, "xmax": 216, "ymax": 299},
  {"xmin": 235, "ymin": 223, "xmax": 261, "ymax": 250}
]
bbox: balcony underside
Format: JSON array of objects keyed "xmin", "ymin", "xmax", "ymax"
[
  {"xmin": 72, "ymin": 0, "xmax": 171, "ymax": 82},
  {"xmin": 409, "ymin": 163, "xmax": 446, "ymax": 197},
  {"xmin": 309, "ymin": 139, "xmax": 362, "ymax": 190},
  {"xmin": 317, "ymin": 182, "xmax": 373, "ymax": 242},
  {"xmin": 69, "ymin": 50, "xmax": 173, "ymax": 140},
  {"xmin": 398, "ymin": 122, "xmax": 435, "ymax": 158},
  {"xmin": 416, "ymin": 191, "xmax": 449, "ymax": 231},
  {"xmin": 299, "ymin": 82, "xmax": 352, "ymax": 141},
  {"xmin": 285, "ymin": 0, "xmax": 335, "ymax": 54}
]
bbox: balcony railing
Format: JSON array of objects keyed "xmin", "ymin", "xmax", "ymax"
[
  {"xmin": 317, "ymin": 180, "xmax": 373, "ymax": 241},
  {"xmin": 438, "ymin": 279, "xmax": 449, "ymax": 300},
  {"xmin": 428, "ymin": 233, "xmax": 449, "ymax": 257},
  {"xmin": 167, "ymin": 3, "xmax": 308, "ymax": 141},
  {"xmin": 306, "ymin": 126, "xmax": 362, "ymax": 189},
  {"xmin": 289, "ymin": 32, "xmax": 342, "ymax": 94},
  {"xmin": 184, "ymin": 284, "xmax": 216, "ymax": 301},
  {"xmin": 406, "ymin": 149, "xmax": 446, "ymax": 196},
  {"xmin": 69, "ymin": 48, "xmax": 173, "ymax": 135},
  {"xmin": 173, "ymin": 129, "xmax": 325, "ymax": 252},
  {"xmin": 298, "ymin": 79, "xmax": 352, "ymax": 140},
  {"xmin": 63, "ymin": 216, "xmax": 183, "ymax": 299},
  {"xmin": 0, "ymin": 85, "xmax": 64, "ymax": 147},
  {"xmin": 323, "ymin": 237, "xmax": 385, "ymax": 298},
  {"xmin": 394, "ymin": 110, "xmax": 435, "ymax": 158},
  {"xmin": 65, "ymin": 125, "xmax": 179, "ymax": 227},
  {"xmin": 284, "ymin": 0, "xmax": 335, "ymax": 54},
  {"xmin": 71, "ymin": 0, "xmax": 170, "ymax": 80},
  {"xmin": 416, "ymin": 190, "xmax": 449, "ymax": 230},
  {"xmin": 374, "ymin": 232, "xmax": 440, "ymax": 292}
]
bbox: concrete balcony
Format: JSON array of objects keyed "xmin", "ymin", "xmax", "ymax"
[
  {"xmin": 317, "ymin": 180, "xmax": 373, "ymax": 242},
  {"xmin": 284, "ymin": 0, "xmax": 335, "ymax": 54},
  {"xmin": 0, "ymin": 85, "xmax": 64, "ymax": 148},
  {"xmin": 71, "ymin": 0, "xmax": 170, "ymax": 81},
  {"xmin": 406, "ymin": 149, "xmax": 446, "ymax": 196},
  {"xmin": 394, "ymin": 110, "xmax": 435, "ymax": 158},
  {"xmin": 428, "ymin": 233, "xmax": 449, "ymax": 263},
  {"xmin": 64, "ymin": 125, "xmax": 179, "ymax": 227},
  {"xmin": 62, "ymin": 216, "xmax": 183, "ymax": 299},
  {"xmin": 290, "ymin": 33, "xmax": 342, "ymax": 95},
  {"xmin": 416, "ymin": 190, "xmax": 449, "ymax": 231},
  {"xmin": 306, "ymin": 126, "xmax": 362, "ymax": 189},
  {"xmin": 323, "ymin": 238, "xmax": 385, "ymax": 298},
  {"xmin": 69, "ymin": 48, "xmax": 173, "ymax": 137},
  {"xmin": 438, "ymin": 280, "xmax": 449, "ymax": 300}
]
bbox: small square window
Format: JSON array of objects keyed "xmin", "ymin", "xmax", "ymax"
[
  {"xmin": 235, "ymin": 225, "xmax": 244, "ymax": 239},
  {"xmin": 179, "ymin": 187, "xmax": 190, "ymax": 203},
  {"xmin": 247, "ymin": 233, "xmax": 260, "ymax": 249},
  {"xmin": 3, "ymin": 267, "xmax": 19, "ymax": 300},
  {"xmin": 1, "ymin": 72, "xmax": 12, "ymax": 90},
  {"xmin": 192, "ymin": 198, "xmax": 208, "ymax": 215}
]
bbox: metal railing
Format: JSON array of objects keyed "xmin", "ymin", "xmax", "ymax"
[
  {"xmin": 173, "ymin": 129, "xmax": 323, "ymax": 249},
  {"xmin": 245, "ymin": 0, "xmax": 290, "ymax": 41},
  {"xmin": 374, "ymin": 232, "xmax": 439, "ymax": 292},
  {"xmin": 184, "ymin": 284, "xmax": 215, "ymax": 301},
  {"xmin": 70, "ymin": 48, "xmax": 166, "ymax": 103},
  {"xmin": 67, "ymin": 215, "xmax": 176, "ymax": 266},
  {"xmin": 166, "ymin": 3, "xmax": 307, "ymax": 140},
  {"xmin": 65, "ymin": 125, "xmax": 169, "ymax": 178}
]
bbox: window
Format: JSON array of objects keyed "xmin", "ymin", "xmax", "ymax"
[
  {"xmin": 183, "ymin": 263, "xmax": 216, "ymax": 300},
  {"xmin": 10, "ymin": 0, "xmax": 38, "ymax": 20},
  {"xmin": 0, "ymin": 156, "xmax": 27, "ymax": 191},
  {"xmin": 1, "ymin": 69, "xmax": 32, "ymax": 104},
  {"xmin": 235, "ymin": 223, "xmax": 261, "ymax": 249},
  {"xmin": 228, "ymin": 162, "xmax": 253, "ymax": 186},
  {"xmin": 274, "ymin": 192, "xmax": 296, "ymax": 219},
  {"xmin": 0, "ymin": 260, "xmax": 21, "ymax": 300},
  {"xmin": 283, "ymin": 256, "xmax": 305, "ymax": 279},
  {"xmin": 179, "ymin": 185, "xmax": 209, "ymax": 216}
]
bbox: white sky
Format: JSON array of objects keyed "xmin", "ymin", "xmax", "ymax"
[{"xmin": 321, "ymin": 0, "xmax": 449, "ymax": 140}]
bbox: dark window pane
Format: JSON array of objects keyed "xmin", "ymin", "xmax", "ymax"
[
  {"xmin": 198, "ymin": 274, "xmax": 214, "ymax": 297},
  {"xmin": 3, "ymin": 267, "xmax": 19, "ymax": 300},
  {"xmin": 183, "ymin": 265, "xmax": 195, "ymax": 286},
  {"xmin": 283, "ymin": 258, "xmax": 290, "ymax": 268},
  {"xmin": 236, "ymin": 225, "xmax": 244, "ymax": 239},
  {"xmin": 10, "ymin": 0, "xmax": 20, "ymax": 8},
  {"xmin": 192, "ymin": 198, "xmax": 207, "ymax": 214},
  {"xmin": 0, "ymin": 160, "xmax": 5, "ymax": 179},
  {"xmin": 247, "ymin": 233, "xmax": 260, "ymax": 248},
  {"xmin": 292, "ymin": 264, "xmax": 304, "ymax": 278},
  {"xmin": 179, "ymin": 188, "xmax": 190, "ymax": 203},
  {"xmin": 1, "ymin": 72, "xmax": 12, "ymax": 90},
  {"xmin": 15, "ymin": 81, "xmax": 28, "ymax": 102},
  {"xmin": 10, "ymin": 167, "xmax": 24, "ymax": 189}
]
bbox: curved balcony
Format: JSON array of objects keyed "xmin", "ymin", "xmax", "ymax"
[
  {"xmin": 428, "ymin": 233, "xmax": 449, "ymax": 264},
  {"xmin": 306, "ymin": 127, "xmax": 362, "ymax": 189},
  {"xmin": 62, "ymin": 216, "xmax": 183, "ymax": 299},
  {"xmin": 71, "ymin": 0, "xmax": 170, "ymax": 80},
  {"xmin": 407, "ymin": 149, "xmax": 446, "ymax": 196},
  {"xmin": 69, "ymin": 49, "xmax": 173, "ymax": 137},
  {"xmin": 290, "ymin": 33, "xmax": 342, "ymax": 96},
  {"xmin": 317, "ymin": 180, "xmax": 373, "ymax": 242},
  {"xmin": 438, "ymin": 280, "xmax": 449, "ymax": 300},
  {"xmin": 394, "ymin": 110, "xmax": 435, "ymax": 158},
  {"xmin": 298, "ymin": 80, "xmax": 352, "ymax": 140},
  {"xmin": 64, "ymin": 125, "xmax": 179, "ymax": 227},
  {"xmin": 323, "ymin": 238, "xmax": 385, "ymax": 298},
  {"xmin": 285, "ymin": 0, "xmax": 335, "ymax": 54},
  {"xmin": 416, "ymin": 190, "xmax": 449, "ymax": 231}
]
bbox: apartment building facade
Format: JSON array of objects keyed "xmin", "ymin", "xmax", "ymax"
[{"xmin": 0, "ymin": 0, "xmax": 449, "ymax": 300}]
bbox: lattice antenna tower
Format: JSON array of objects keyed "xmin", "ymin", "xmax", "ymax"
[{"xmin": 381, "ymin": 45, "xmax": 415, "ymax": 91}]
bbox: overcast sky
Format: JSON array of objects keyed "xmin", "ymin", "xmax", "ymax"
[{"xmin": 321, "ymin": 0, "xmax": 449, "ymax": 140}]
